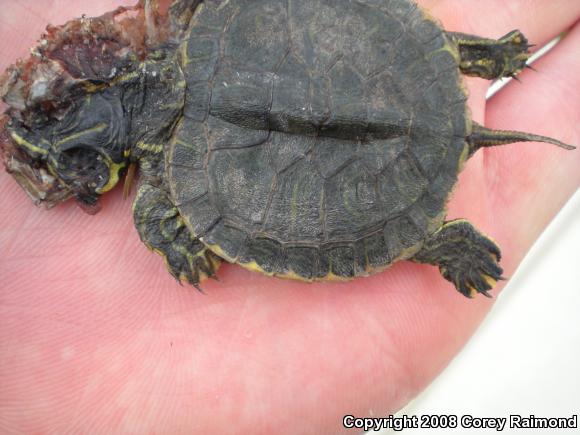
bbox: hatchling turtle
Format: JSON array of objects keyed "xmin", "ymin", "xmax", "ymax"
[{"xmin": 0, "ymin": 0, "xmax": 575, "ymax": 297}]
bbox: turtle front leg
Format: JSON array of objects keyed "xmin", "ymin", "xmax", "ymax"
[
  {"xmin": 447, "ymin": 30, "xmax": 531, "ymax": 80},
  {"xmin": 412, "ymin": 220, "xmax": 504, "ymax": 298},
  {"xmin": 133, "ymin": 183, "xmax": 221, "ymax": 289}
]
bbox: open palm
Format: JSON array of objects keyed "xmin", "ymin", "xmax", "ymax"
[{"xmin": 1, "ymin": 1, "xmax": 579, "ymax": 433}]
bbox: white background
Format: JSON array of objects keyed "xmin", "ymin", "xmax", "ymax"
[
  {"xmin": 375, "ymin": 189, "xmax": 580, "ymax": 434},
  {"xmin": 370, "ymin": 38, "xmax": 580, "ymax": 435}
]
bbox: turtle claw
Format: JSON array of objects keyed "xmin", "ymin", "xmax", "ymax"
[
  {"xmin": 134, "ymin": 183, "xmax": 222, "ymax": 291},
  {"xmin": 525, "ymin": 64, "xmax": 538, "ymax": 72},
  {"xmin": 451, "ymin": 29, "xmax": 531, "ymax": 80},
  {"xmin": 413, "ymin": 219, "xmax": 504, "ymax": 298},
  {"xmin": 166, "ymin": 247, "xmax": 221, "ymax": 291},
  {"xmin": 509, "ymin": 74, "xmax": 523, "ymax": 83},
  {"xmin": 191, "ymin": 282, "xmax": 206, "ymax": 294}
]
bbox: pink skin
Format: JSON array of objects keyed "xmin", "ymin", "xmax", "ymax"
[{"xmin": 0, "ymin": 1, "xmax": 579, "ymax": 433}]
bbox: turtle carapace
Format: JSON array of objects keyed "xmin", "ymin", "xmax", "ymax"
[{"xmin": 0, "ymin": 0, "xmax": 574, "ymax": 297}]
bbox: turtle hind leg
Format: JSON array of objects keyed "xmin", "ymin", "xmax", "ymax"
[
  {"xmin": 447, "ymin": 30, "xmax": 531, "ymax": 80},
  {"xmin": 412, "ymin": 220, "xmax": 505, "ymax": 298},
  {"xmin": 133, "ymin": 183, "xmax": 221, "ymax": 289}
]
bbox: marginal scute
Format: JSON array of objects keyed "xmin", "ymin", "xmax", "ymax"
[
  {"xmin": 285, "ymin": 246, "xmax": 319, "ymax": 280},
  {"xmin": 427, "ymin": 171, "xmax": 457, "ymax": 205},
  {"xmin": 168, "ymin": 0, "xmax": 469, "ymax": 280},
  {"xmin": 182, "ymin": 36, "xmax": 219, "ymax": 78},
  {"xmin": 417, "ymin": 192, "xmax": 443, "ymax": 220},
  {"xmin": 364, "ymin": 231, "xmax": 393, "ymax": 270},
  {"xmin": 187, "ymin": 0, "xmax": 236, "ymax": 38},
  {"xmin": 238, "ymin": 237, "xmax": 286, "ymax": 274},
  {"xmin": 406, "ymin": 204, "xmax": 430, "ymax": 235},
  {"xmin": 382, "ymin": 0, "xmax": 420, "ymax": 22},
  {"xmin": 412, "ymin": 17, "xmax": 446, "ymax": 48},
  {"xmin": 383, "ymin": 214, "xmax": 424, "ymax": 261},
  {"xmin": 169, "ymin": 119, "xmax": 208, "ymax": 169},
  {"xmin": 451, "ymin": 105, "xmax": 470, "ymax": 138},
  {"xmin": 183, "ymin": 79, "xmax": 211, "ymax": 121},
  {"xmin": 429, "ymin": 49, "xmax": 460, "ymax": 75},
  {"xmin": 320, "ymin": 245, "xmax": 356, "ymax": 279},
  {"xmin": 203, "ymin": 220, "xmax": 247, "ymax": 261}
]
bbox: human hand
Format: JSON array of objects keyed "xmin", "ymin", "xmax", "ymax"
[{"xmin": 1, "ymin": 1, "xmax": 578, "ymax": 433}]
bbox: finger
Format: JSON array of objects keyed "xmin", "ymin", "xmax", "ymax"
[
  {"xmin": 2, "ymin": 3, "xmax": 572, "ymax": 434},
  {"xmin": 483, "ymin": 22, "xmax": 580, "ymax": 270},
  {"xmin": 417, "ymin": 1, "xmax": 580, "ymax": 119},
  {"xmin": 420, "ymin": 0, "xmax": 580, "ymax": 45}
]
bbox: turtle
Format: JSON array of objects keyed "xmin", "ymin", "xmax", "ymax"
[{"xmin": 0, "ymin": 0, "xmax": 575, "ymax": 298}]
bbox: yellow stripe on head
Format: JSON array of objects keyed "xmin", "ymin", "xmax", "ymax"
[
  {"xmin": 10, "ymin": 132, "xmax": 48, "ymax": 155},
  {"xmin": 95, "ymin": 160, "xmax": 126, "ymax": 194},
  {"xmin": 56, "ymin": 123, "xmax": 108, "ymax": 146}
]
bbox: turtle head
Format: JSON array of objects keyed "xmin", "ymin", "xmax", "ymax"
[
  {"xmin": 0, "ymin": 4, "xmax": 184, "ymax": 213},
  {"xmin": 1, "ymin": 90, "xmax": 130, "ymax": 213}
]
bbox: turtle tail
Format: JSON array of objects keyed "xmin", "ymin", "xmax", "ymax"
[{"xmin": 467, "ymin": 122, "xmax": 575, "ymax": 156}]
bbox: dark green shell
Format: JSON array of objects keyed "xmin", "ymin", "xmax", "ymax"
[{"xmin": 166, "ymin": 0, "xmax": 469, "ymax": 280}]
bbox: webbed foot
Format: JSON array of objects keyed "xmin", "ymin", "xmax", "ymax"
[
  {"xmin": 448, "ymin": 30, "xmax": 531, "ymax": 80},
  {"xmin": 413, "ymin": 220, "xmax": 504, "ymax": 298},
  {"xmin": 133, "ymin": 183, "xmax": 221, "ymax": 288}
]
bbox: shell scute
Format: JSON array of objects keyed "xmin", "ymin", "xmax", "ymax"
[{"xmin": 168, "ymin": 0, "xmax": 468, "ymax": 279}]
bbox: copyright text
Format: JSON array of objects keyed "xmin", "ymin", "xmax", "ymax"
[{"xmin": 342, "ymin": 414, "xmax": 578, "ymax": 432}]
